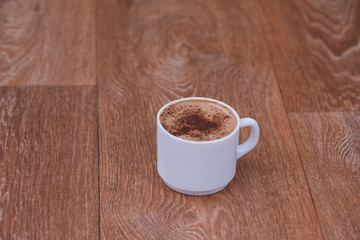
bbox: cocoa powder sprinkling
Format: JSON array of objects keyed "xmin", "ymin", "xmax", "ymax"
[{"xmin": 160, "ymin": 100, "xmax": 237, "ymax": 141}]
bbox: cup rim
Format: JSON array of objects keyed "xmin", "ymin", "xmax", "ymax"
[{"xmin": 157, "ymin": 97, "xmax": 241, "ymax": 144}]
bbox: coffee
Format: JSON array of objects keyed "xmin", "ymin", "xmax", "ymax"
[{"xmin": 160, "ymin": 100, "xmax": 237, "ymax": 141}]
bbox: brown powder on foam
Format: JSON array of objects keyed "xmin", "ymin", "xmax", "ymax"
[{"xmin": 160, "ymin": 100, "xmax": 237, "ymax": 141}]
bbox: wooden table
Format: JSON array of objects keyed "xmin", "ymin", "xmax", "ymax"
[{"xmin": 1, "ymin": 0, "xmax": 359, "ymax": 239}]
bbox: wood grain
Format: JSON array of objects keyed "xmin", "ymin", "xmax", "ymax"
[
  {"xmin": 97, "ymin": 0, "xmax": 322, "ymax": 239},
  {"xmin": 289, "ymin": 112, "xmax": 360, "ymax": 240},
  {"xmin": 0, "ymin": 86, "xmax": 99, "ymax": 239},
  {"xmin": 0, "ymin": 0, "xmax": 96, "ymax": 86},
  {"xmin": 257, "ymin": 0, "xmax": 360, "ymax": 112}
]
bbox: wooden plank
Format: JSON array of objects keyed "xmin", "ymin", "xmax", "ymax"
[
  {"xmin": 289, "ymin": 112, "xmax": 360, "ymax": 240},
  {"xmin": 0, "ymin": 86, "xmax": 99, "ymax": 239},
  {"xmin": 0, "ymin": 0, "xmax": 96, "ymax": 86},
  {"xmin": 257, "ymin": 0, "xmax": 360, "ymax": 112},
  {"xmin": 97, "ymin": 0, "xmax": 322, "ymax": 239}
]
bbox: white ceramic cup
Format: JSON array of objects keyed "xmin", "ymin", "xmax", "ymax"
[{"xmin": 157, "ymin": 97, "xmax": 259, "ymax": 196}]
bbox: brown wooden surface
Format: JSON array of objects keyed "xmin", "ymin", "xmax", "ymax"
[
  {"xmin": 97, "ymin": 0, "xmax": 321, "ymax": 239},
  {"xmin": 258, "ymin": 0, "xmax": 360, "ymax": 112},
  {"xmin": 0, "ymin": 0, "xmax": 359, "ymax": 239},
  {"xmin": 0, "ymin": 0, "xmax": 96, "ymax": 86},
  {"xmin": 289, "ymin": 112, "xmax": 360, "ymax": 239},
  {"xmin": 0, "ymin": 87, "xmax": 99, "ymax": 239}
]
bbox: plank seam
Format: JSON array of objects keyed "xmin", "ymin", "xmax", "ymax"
[
  {"xmin": 96, "ymin": 85, "xmax": 101, "ymax": 240},
  {"xmin": 288, "ymin": 110, "xmax": 359, "ymax": 114},
  {"xmin": 95, "ymin": 0, "xmax": 101, "ymax": 237},
  {"xmin": 0, "ymin": 85, "xmax": 97, "ymax": 89},
  {"xmin": 255, "ymin": 0, "xmax": 325, "ymax": 238}
]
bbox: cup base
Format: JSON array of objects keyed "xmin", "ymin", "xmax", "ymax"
[{"xmin": 164, "ymin": 181, "xmax": 229, "ymax": 196}]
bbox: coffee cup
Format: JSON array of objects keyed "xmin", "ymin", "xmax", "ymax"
[{"xmin": 157, "ymin": 97, "xmax": 259, "ymax": 195}]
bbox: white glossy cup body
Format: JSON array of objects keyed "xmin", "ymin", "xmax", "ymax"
[{"xmin": 157, "ymin": 97, "xmax": 259, "ymax": 196}]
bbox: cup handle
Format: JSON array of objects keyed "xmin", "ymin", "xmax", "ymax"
[{"xmin": 237, "ymin": 118, "xmax": 260, "ymax": 159}]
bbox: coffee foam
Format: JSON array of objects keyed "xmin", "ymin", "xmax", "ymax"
[{"xmin": 160, "ymin": 100, "xmax": 237, "ymax": 141}]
